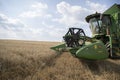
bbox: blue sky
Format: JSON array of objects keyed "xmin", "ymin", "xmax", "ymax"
[{"xmin": 0, "ymin": 0, "xmax": 119, "ymax": 41}]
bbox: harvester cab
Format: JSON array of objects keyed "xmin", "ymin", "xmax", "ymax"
[
  {"xmin": 51, "ymin": 4, "xmax": 120, "ymax": 60},
  {"xmin": 86, "ymin": 13, "xmax": 111, "ymax": 37}
]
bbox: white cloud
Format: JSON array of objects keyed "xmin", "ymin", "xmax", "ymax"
[
  {"xmin": 0, "ymin": 13, "xmax": 23, "ymax": 30},
  {"xmin": 0, "ymin": 13, "xmax": 39, "ymax": 40},
  {"xmin": 0, "ymin": 13, "xmax": 64, "ymax": 41},
  {"xmin": 86, "ymin": 0, "xmax": 107, "ymax": 13},
  {"xmin": 40, "ymin": 21, "xmax": 66, "ymax": 41},
  {"xmin": 20, "ymin": 2, "xmax": 52, "ymax": 18},
  {"xmin": 31, "ymin": 2, "xmax": 48, "ymax": 9},
  {"xmin": 55, "ymin": 1, "xmax": 91, "ymax": 26},
  {"xmin": 55, "ymin": 1, "xmax": 107, "ymax": 26}
]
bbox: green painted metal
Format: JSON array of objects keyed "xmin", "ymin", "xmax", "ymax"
[
  {"xmin": 104, "ymin": 4, "xmax": 120, "ymax": 57},
  {"xmin": 69, "ymin": 47, "xmax": 80, "ymax": 55},
  {"xmin": 76, "ymin": 40, "xmax": 109, "ymax": 60},
  {"xmin": 50, "ymin": 43, "xmax": 67, "ymax": 52}
]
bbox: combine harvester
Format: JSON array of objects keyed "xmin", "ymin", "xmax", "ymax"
[{"xmin": 51, "ymin": 4, "xmax": 120, "ymax": 60}]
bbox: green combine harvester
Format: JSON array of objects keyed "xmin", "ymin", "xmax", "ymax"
[{"xmin": 51, "ymin": 4, "xmax": 120, "ymax": 60}]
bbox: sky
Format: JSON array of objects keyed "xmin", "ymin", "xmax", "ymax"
[{"xmin": 0, "ymin": 0, "xmax": 120, "ymax": 41}]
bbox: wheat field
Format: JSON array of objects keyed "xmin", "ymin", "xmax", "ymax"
[{"xmin": 0, "ymin": 40, "xmax": 120, "ymax": 80}]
